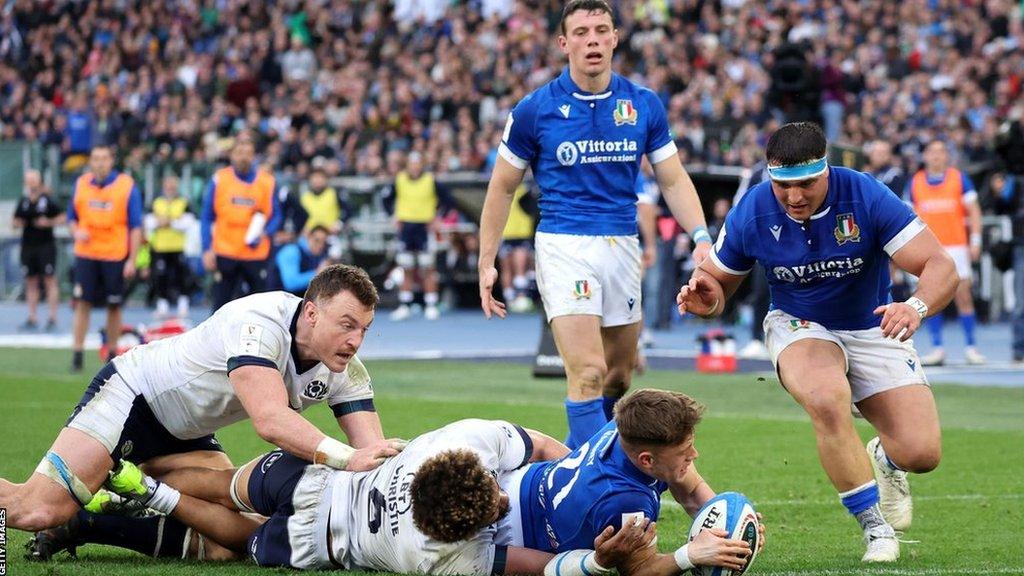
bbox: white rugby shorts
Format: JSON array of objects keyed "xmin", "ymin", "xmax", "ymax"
[
  {"xmin": 944, "ymin": 245, "xmax": 973, "ymax": 280},
  {"xmin": 763, "ymin": 309, "xmax": 929, "ymax": 403},
  {"xmin": 534, "ymin": 231, "xmax": 642, "ymax": 327}
]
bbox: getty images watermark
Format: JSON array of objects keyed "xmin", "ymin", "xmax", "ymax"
[{"xmin": 0, "ymin": 507, "xmax": 7, "ymax": 575}]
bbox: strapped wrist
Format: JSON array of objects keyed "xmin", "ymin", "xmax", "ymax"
[
  {"xmin": 674, "ymin": 544, "xmax": 694, "ymax": 571},
  {"xmin": 691, "ymin": 226, "xmax": 712, "ymax": 244},
  {"xmin": 314, "ymin": 437, "xmax": 356, "ymax": 470}
]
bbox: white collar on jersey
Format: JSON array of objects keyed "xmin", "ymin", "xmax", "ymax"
[
  {"xmin": 571, "ymin": 90, "xmax": 613, "ymax": 100},
  {"xmin": 785, "ymin": 205, "xmax": 832, "ymax": 223}
]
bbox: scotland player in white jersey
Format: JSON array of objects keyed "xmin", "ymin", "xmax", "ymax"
[
  {"xmin": 676, "ymin": 123, "xmax": 958, "ymax": 562},
  {"xmin": 84, "ymin": 419, "xmax": 648, "ymax": 576},
  {"xmin": 4, "ymin": 264, "xmax": 402, "ymax": 538},
  {"xmin": 478, "ymin": 0, "xmax": 711, "ymax": 451}
]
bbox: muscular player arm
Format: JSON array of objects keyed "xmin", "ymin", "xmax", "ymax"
[
  {"xmin": 335, "ymin": 410, "xmax": 385, "ymax": 449},
  {"xmin": 231, "ymin": 365, "xmax": 334, "ymax": 460},
  {"xmin": 525, "ymin": 428, "xmax": 570, "ymax": 461},
  {"xmin": 668, "ymin": 466, "xmax": 716, "ymax": 517},
  {"xmin": 650, "ymin": 157, "xmax": 708, "ymax": 242},
  {"xmin": 889, "ymin": 227, "xmax": 957, "ymax": 314},
  {"xmin": 479, "ymin": 157, "xmax": 527, "ymax": 272}
]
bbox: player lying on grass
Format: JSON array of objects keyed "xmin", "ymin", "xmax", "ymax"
[
  {"xmin": 676, "ymin": 122, "xmax": 957, "ymax": 562},
  {"xmin": 500, "ymin": 388, "xmax": 761, "ymax": 573},
  {"xmin": 33, "ymin": 395, "xmax": 756, "ymax": 574},
  {"xmin": 1, "ymin": 264, "xmax": 404, "ymax": 538}
]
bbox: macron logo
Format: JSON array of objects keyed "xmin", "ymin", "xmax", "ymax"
[
  {"xmin": 559, "ymin": 104, "xmax": 571, "ymax": 118},
  {"xmin": 770, "ymin": 225, "xmax": 782, "ymax": 241}
]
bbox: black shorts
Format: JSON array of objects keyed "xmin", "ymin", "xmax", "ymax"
[
  {"xmin": 499, "ymin": 238, "xmax": 533, "ymax": 258},
  {"xmin": 245, "ymin": 450, "xmax": 313, "ymax": 567},
  {"xmin": 398, "ymin": 222, "xmax": 430, "ymax": 253},
  {"xmin": 21, "ymin": 243, "xmax": 57, "ymax": 277},
  {"xmin": 73, "ymin": 257, "xmax": 126, "ymax": 306},
  {"xmin": 66, "ymin": 363, "xmax": 224, "ymax": 463}
]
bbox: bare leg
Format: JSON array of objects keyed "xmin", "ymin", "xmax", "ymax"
[
  {"xmin": 72, "ymin": 301, "xmax": 92, "ymax": 353},
  {"xmin": 25, "ymin": 274, "xmax": 40, "ymax": 323},
  {"xmin": 106, "ymin": 305, "xmax": 122, "ymax": 358},
  {"xmin": 44, "ymin": 275, "xmax": 60, "ymax": 323},
  {"xmin": 856, "ymin": 385, "xmax": 941, "ymax": 473}
]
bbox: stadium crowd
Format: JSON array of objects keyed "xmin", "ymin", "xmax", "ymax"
[{"xmin": 0, "ymin": 0, "xmax": 1021, "ymax": 179}]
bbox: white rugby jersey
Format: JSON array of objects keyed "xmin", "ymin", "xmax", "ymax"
[
  {"xmin": 112, "ymin": 291, "xmax": 375, "ymax": 439},
  {"xmin": 328, "ymin": 419, "xmax": 533, "ymax": 574}
]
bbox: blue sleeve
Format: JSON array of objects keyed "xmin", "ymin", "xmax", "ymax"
[
  {"xmin": 500, "ymin": 95, "xmax": 539, "ymax": 166},
  {"xmin": 382, "ymin": 184, "xmax": 396, "ymax": 216},
  {"xmin": 338, "ymin": 193, "xmax": 352, "ymax": 223},
  {"xmin": 902, "ymin": 178, "xmax": 914, "ymax": 203},
  {"xmin": 201, "ymin": 179, "xmax": 216, "ymax": 252},
  {"xmin": 961, "ymin": 173, "xmax": 977, "ymax": 196},
  {"xmin": 710, "ymin": 201, "xmax": 755, "ymax": 275},
  {"xmin": 67, "ymin": 183, "xmax": 79, "ymax": 222},
  {"xmin": 435, "ymin": 182, "xmax": 456, "ymax": 214},
  {"xmin": 869, "ymin": 178, "xmax": 919, "ymax": 250},
  {"xmin": 276, "ymin": 244, "xmax": 316, "ymax": 292},
  {"xmin": 263, "ymin": 185, "xmax": 283, "ymax": 237},
  {"xmin": 589, "ymin": 491, "xmax": 660, "ymax": 535},
  {"xmin": 127, "ymin": 185, "xmax": 143, "ymax": 229},
  {"xmin": 642, "ymin": 90, "xmax": 674, "ymax": 156}
]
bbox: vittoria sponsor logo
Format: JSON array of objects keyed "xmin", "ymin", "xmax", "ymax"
[
  {"xmin": 773, "ymin": 257, "xmax": 865, "ymax": 283},
  {"xmin": 555, "ymin": 139, "xmax": 639, "ymax": 166}
]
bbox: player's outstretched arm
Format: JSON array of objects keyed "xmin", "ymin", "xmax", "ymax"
[
  {"xmin": 676, "ymin": 262, "xmax": 746, "ymax": 319},
  {"xmin": 877, "ymin": 227, "xmax": 957, "ymax": 341},
  {"xmin": 667, "ymin": 466, "xmax": 716, "ymax": 517},
  {"xmin": 478, "ymin": 156, "xmax": 526, "ymax": 319},
  {"xmin": 608, "ymin": 521, "xmax": 752, "ymax": 576},
  {"xmin": 231, "ymin": 366, "xmax": 399, "ymax": 471}
]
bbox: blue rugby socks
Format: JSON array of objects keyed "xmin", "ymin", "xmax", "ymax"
[
  {"xmin": 840, "ymin": 480, "xmax": 886, "ymax": 531},
  {"xmin": 960, "ymin": 313, "xmax": 977, "ymax": 346},
  {"xmin": 564, "ymin": 398, "xmax": 606, "ymax": 450},
  {"xmin": 926, "ymin": 315, "xmax": 944, "ymax": 347},
  {"xmin": 75, "ymin": 511, "xmax": 190, "ymax": 557}
]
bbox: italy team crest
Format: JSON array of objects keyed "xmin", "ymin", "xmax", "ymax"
[
  {"xmin": 613, "ymin": 99, "xmax": 638, "ymax": 126},
  {"xmin": 833, "ymin": 213, "xmax": 861, "ymax": 245},
  {"xmin": 788, "ymin": 319, "xmax": 811, "ymax": 331},
  {"xmin": 573, "ymin": 280, "xmax": 592, "ymax": 300}
]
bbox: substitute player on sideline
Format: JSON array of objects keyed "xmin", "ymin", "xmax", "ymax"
[
  {"xmin": 676, "ymin": 123, "xmax": 956, "ymax": 562},
  {"xmin": 3, "ymin": 264, "xmax": 402, "ymax": 537},
  {"xmin": 478, "ymin": 0, "xmax": 711, "ymax": 449}
]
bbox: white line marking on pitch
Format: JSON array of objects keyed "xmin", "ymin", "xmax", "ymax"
[
  {"xmin": 760, "ymin": 569, "xmax": 1024, "ymax": 576},
  {"xmin": 661, "ymin": 493, "xmax": 1024, "ymax": 509}
]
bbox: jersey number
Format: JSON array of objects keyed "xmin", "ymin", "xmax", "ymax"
[
  {"xmin": 547, "ymin": 441, "xmax": 591, "ymax": 510},
  {"xmin": 367, "ymin": 487, "xmax": 386, "ymax": 534}
]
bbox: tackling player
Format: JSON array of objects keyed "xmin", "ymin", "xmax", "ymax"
[
  {"xmin": 2, "ymin": 264, "xmax": 403, "ymax": 537},
  {"xmin": 41, "ymin": 419, "xmax": 649, "ymax": 576},
  {"xmin": 478, "ymin": 0, "xmax": 711, "ymax": 450},
  {"xmin": 676, "ymin": 123, "xmax": 957, "ymax": 562}
]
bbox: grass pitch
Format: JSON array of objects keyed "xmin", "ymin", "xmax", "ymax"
[{"xmin": 0, "ymin": 348, "xmax": 1021, "ymax": 576}]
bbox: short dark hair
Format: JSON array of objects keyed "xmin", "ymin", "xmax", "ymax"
[
  {"xmin": 765, "ymin": 122, "xmax": 827, "ymax": 166},
  {"xmin": 560, "ymin": 0, "xmax": 615, "ymax": 35},
  {"xmin": 410, "ymin": 449, "xmax": 498, "ymax": 543},
  {"xmin": 615, "ymin": 389, "xmax": 705, "ymax": 448},
  {"xmin": 303, "ymin": 264, "xmax": 378, "ymax": 308},
  {"xmin": 307, "ymin": 225, "xmax": 330, "ymax": 236}
]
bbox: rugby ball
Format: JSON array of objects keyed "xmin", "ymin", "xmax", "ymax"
[{"xmin": 687, "ymin": 492, "xmax": 760, "ymax": 576}]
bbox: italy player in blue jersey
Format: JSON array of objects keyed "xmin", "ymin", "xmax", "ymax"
[
  {"xmin": 499, "ymin": 389, "xmax": 756, "ymax": 575},
  {"xmin": 676, "ymin": 123, "xmax": 958, "ymax": 563},
  {"xmin": 478, "ymin": 0, "xmax": 711, "ymax": 451}
]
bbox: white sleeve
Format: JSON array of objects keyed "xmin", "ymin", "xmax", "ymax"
[
  {"xmin": 222, "ymin": 313, "xmax": 288, "ymax": 374},
  {"xmin": 327, "ymin": 355, "xmax": 376, "ymax": 414}
]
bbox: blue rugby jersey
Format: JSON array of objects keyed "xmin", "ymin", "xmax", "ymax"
[
  {"xmin": 516, "ymin": 421, "xmax": 667, "ymax": 553},
  {"xmin": 710, "ymin": 166, "xmax": 927, "ymax": 330},
  {"xmin": 499, "ymin": 68, "xmax": 677, "ymax": 236}
]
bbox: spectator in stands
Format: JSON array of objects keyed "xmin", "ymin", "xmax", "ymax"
[
  {"xmin": 13, "ymin": 169, "xmax": 64, "ymax": 331},
  {"xmin": 201, "ymin": 138, "xmax": 280, "ymax": 312},
  {"xmin": 907, "ymin": 140, "xmax": 985, "ymax": 366},
  {"xmin": 385, "ymin": 152, "xmax": 453, "ymax": 321},
  {"xmin": 275, "ymin": 225, "xmax": 330, "ymax": 297},
  {"xmin": 146, "ymin": 174, "xmax": 195, "ymax": 319},
  {"xmin": 499, "ymin": 184, "xmax": 536, "ymax": 314},
  {"xmin": 68, "ymin": 145, "xmax": 143, "ymax": 371}
]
